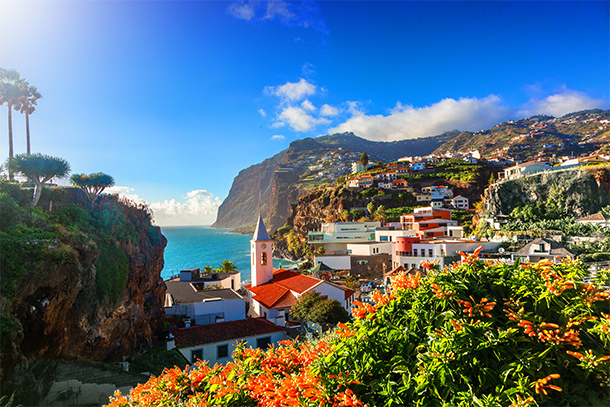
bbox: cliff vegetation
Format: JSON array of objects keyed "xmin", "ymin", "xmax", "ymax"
[{"xmin": 0, "ymin": 180, "xmax": 166, "ymax": 396}]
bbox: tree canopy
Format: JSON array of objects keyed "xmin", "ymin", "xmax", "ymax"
[
  {"xmin": 217, "ymin": 260, "xmax": 238, "ymax": 273},
  {"xmin": 360, "ymin": 151, "xmax": 369, "ymax": 167},
  {"xmin": 71, "ymin": 172, "xmax": 115, "ymax": 209},
  {"xmin": 291, "ymin": 291, "xmax": 349, "ymax": 325},
  {"xmin": 8, "ymin": 154, "xmax": 70, "ymax": 207}
]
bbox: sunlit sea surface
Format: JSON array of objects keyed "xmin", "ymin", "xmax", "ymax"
[{"xmin": 159, "ymin": 226, "xmax": 297, "ymax": 285}]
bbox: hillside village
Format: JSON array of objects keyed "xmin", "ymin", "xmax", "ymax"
[{"xmin": 160, "ymin": 118, "xmax": 610, "ymax": 369}]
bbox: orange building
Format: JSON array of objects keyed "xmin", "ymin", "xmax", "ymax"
[{"xmin": 399, "ymin": 207, "xmax": 461, "ymax": 239}]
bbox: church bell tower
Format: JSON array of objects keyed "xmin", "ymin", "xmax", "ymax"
[{"xmin": 251, "ymin": 215, "xmax": 273, "ymax": 287}]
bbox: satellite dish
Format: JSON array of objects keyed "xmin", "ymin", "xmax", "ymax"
[{"xmin": 498, "ymin": 247, "xmax": 505, "ymax": 253}]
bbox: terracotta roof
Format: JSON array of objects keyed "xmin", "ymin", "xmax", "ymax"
[
  {"xmin": 247, "ymin": 269, "xmax": 355, "ymax": 309},
  {"xmin": 246, "ymin": 283, "xmax": 291, "ymax": 309},
  {"xmin": 172, "ymin": 318, "xmax": 285, "ymax": 347},
  {"xmin": 268, "ymin": 269, "xmax": 323, "ymax": 293},
  {"xmin": 273, "ymin": 291, "xmax": 298, "ymax": 308}
]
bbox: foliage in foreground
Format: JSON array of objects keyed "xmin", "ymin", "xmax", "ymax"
[{"xmin": 107, "ymin": 254, "xmax": 610, "ymax": 407}]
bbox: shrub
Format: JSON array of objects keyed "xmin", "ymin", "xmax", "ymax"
[
  {"xmin": 95, "ymin": 239, "xmax": 130, "ymax": 304},
  {"xmin": 107, "ymin": 253, "xmax": 610, "ymax": 407}
]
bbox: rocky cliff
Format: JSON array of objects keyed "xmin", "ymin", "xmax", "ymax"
[
  {"xmin": 482, "ymin": 166, "xmax": 610, "ymax": 217},
  {"xmin": 271, "ymin": 186, "xmax": 416, "ymax": 260},
  {"xmin": 1, "ymin": 191, "xmax": 167, "ymax": 398},
  {"xmin": 213, "ymin": 132, "xmax": 454, "ymax": 232}
]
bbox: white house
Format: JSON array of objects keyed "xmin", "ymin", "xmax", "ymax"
[
  {"xmin": 503, "ymin": 162, "xmax": 550, "ymax": 179},
  {"xmin": 308, "ymin": 221, "xmax": 381, "ymax": 255},
  {"xmin": 451, "ymin": 195, "xmax": 469, "ymax": 210},
  {"xmin": 178, "ymin": 268, "xmax": 241, "ymax": 290},
  {"xmin": 392, "ymin": 237, "xmax": 499, "ymax": 269},
  {"xmin": 170, "ymin": 317, "xmax": 287, "ymax": 365},
  {"xmin": 164, "ymin": 282, "xmax": 245, "ymax": 325},
  {"xmin": 512, "ymin": 238, "xmax": 575, "ymax": 264},
  {"xmin": 247, "ymin": 216, "xmax": 355, "ymax": 326}
]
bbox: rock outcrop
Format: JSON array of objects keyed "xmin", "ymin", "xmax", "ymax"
[
  {"xmin": 1, "ymin": 196, "xmax": 167, "ymax": 400},
  {"xmin": 482, "ymin": 166, "xmax": 610, "ymax": 217}
]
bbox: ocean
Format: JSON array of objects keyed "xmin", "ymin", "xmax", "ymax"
[{"xmin": 159, "ymin": 226, "xmax": 298, "ymax": 285}]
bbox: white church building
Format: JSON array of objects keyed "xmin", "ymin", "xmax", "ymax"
[{"xmin": 245, "ymin": 216, "xmax": 355, "ymax": 326}]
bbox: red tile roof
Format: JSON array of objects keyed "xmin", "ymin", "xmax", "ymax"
[
  {"xmin": 247, "ymin": 269, "xmax": 355, "ymax": 309},
  {"xmin": 172, "ymin": 318, "xmax": 285, "ymax": 347}
]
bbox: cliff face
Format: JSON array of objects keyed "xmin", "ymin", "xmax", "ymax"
[
  {"xmin": 213, "ymin": 132, "xmax": 453, "ymax": 232},
  {"xmin": 1, "ymin": 195, "xmax": 167, "ymax": 385},
  {"xmin": 212, "ymin": 150, "xmax": 286, "ymax": 230},
  {"xmin": 483, "ymin": 166, "xmax": 610, "ymax": 217}
]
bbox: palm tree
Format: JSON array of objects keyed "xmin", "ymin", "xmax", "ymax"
[
  {"xmin": 0, "ymin": 68, "xmax": 27, "ymax": 180},
  {"xmin": 203, "ymin": 265, "xmax": 215, "ymax": 274},
  {"xmin": 8, "ymin": 153, "xmax": 70, "ymax": 207},
  {"xmin": 217, "ymin": 260, "xmax": 238, "ymax": 274},
  {"xmin": 19, "ymin": 85, "xmax": 42, "ymax": 155}
]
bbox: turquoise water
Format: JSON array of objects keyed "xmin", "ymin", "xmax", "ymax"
[{"xmin": 159, "ymin": 226, "xmax": 297, "ymax": 284}]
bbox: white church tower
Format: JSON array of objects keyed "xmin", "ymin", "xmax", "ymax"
[{"xmin": 251, "ymin": 215, "xmax": 273, "ymax": 287}]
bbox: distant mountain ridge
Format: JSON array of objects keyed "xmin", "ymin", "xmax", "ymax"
[
  {"xmin": 212, "ymin": 132, "xmax": 454, "ymax": 231},
  {"xmin": 433, "ymin": 109, "xmax": 610, "ymax": 157}
]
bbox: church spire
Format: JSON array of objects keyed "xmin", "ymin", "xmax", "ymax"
[
  {"xmin": 253, "ymin": 214, "xmax": 270, "ymax": 241},
  {"xmin": 251, "ymin": 214, "xmax": 273, "ymax": 287}
]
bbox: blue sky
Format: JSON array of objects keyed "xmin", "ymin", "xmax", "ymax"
[{"xmin": 1, "ymin": 0, "xmax": 608, "ymax": 226}]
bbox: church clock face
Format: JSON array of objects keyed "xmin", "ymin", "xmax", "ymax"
[{"xmin": 261, "ymin": 244, "xmax": 267, "ymax": 249}]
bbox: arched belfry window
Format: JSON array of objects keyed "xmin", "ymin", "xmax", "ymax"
[{"xmin": 261, "ymin": 252, "xmax": 267, "ymax": 266}]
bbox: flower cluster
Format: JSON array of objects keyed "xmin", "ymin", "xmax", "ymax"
[
  {"xmin": 455, "ymin": 296, "xmax": 496, "ymax": 318},
  {"xmin": 534, "ymin": 374, "xmax": 562, "ymax": 395},
  {"xmin": 518, "ymin": 319, "xmax": 582, "ymax": 348},
  {"xmin": 107, "ymin": 339, "xmax": 364, "ymax": 407},
  {"xmin": 390, "ymin": 270, "xmax": 421, "ymax": 291}
]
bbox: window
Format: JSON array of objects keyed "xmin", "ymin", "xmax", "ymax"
[
  {"xmin": 217, "ymin": 344, "xmax": 228, "ymax": 359},
  {"xmin": 261, "ymin": 252, "xmax": 267, "ymax": 266},
  {"xmin": 192, "ymin": 349, "xmax": 203, "ymax": 363},
  {"xmin": 428, "ymin": 249, "xmax": 433, "ymax": 257},
  {"xmin": 257, "ymin": 337, "xmax": 271, "ymax": 349}
]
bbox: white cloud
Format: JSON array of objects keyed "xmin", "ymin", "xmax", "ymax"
[
  {"xmin": 258, "ymin": 108, "xmax": 266, "ymax": 117},
  {"xmin": 264, "ymin": 0, "xmax": 294, "ymax": 23},
  {"xmin": 517, "ymin": 87, "xmax": 609, "ymax": 117},
  {"xmin": 320, "ymin": 104, "xmax": 339, "ymax": 117},
  {"xmin": 275, "ymin": 105, "xmax": 330, "ymax": 132},
  {"xmin": 227, "ymin": 0, "xmax": 256, "ymax": 21},
  {"xmin": 264, "ymin": 78, "xmax": 316, "ymax": 103},
  {"xmin": 104, "ymin": 186, "xmax": 222, "ymax": 227},
  {"xmin": 271, "ymin": 134, "xmax": 285, "ymax": 141},
  {"xmin": 301, "ymin": 62, "xmax": 315, "ymax": 76},
  {"xmin": 301, "ymin": 99, "xmax": 316, "ymax": 112},
  {"xmin": 329, "ymin": 96, "xmax": 511, "ymax": 141},
  {"xmin": 227, "ymin": 0, "xmax": 328, "ymax": 33}
]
